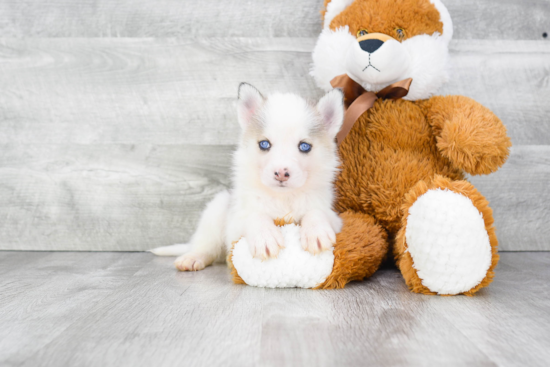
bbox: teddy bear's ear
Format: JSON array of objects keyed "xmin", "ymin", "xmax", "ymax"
[
  {"xmin": 317, "ymin": 88, "xmax": 344, "ymax": 137},
  {"xmin": 237, "ymin": 82, "xmax": 265, "ymax": 129},
  {"xmin": 430, "ymin": 0, "xmax": 454, "ymax": 44}
]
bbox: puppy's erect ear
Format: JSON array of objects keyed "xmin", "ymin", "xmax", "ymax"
[
  {"xmin": 237, "ymin": 82, "xmax": 264, "ymax": 129},
  {"xmin": 317, "ymin": 88, "xmax": 344, "ymax": 137}
]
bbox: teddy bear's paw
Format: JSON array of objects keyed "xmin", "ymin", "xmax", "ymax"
[
  {"xmin": 436, "ymin": 97, "xmax": 512, "ymax": 175},
  {"xmin": 300, "ymin": 222, "xmax": 336, "ymax": 255},
  {"xmin": 405, "ymin": 188, "xmax": 493, "ymax": 295},
  {"xmin": 174, "ymin": 252, "xmax": 212, "ymax": 272}
]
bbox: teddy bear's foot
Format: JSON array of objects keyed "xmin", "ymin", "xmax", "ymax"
[
  {"xmin": 316, "ymin": 211, "xmax": 388, "ymax": 289},
  {"xmin": 395, "ymin": 175, "xmax": 499, "ymax": 296}
]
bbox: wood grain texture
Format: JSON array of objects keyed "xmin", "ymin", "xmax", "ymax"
[
  {"xmin": 469, "ymin": 145, "xmax": 550, "ymax": 251},
  {"xmin": 431, "ymin": 252, "xmax": 550, "ymax": 367},
  {"xmin": 0, "ymin": 37, "xmax": 317, "ymax": 146},
  {"xmin": 0, "ymin": 252, "xmax": 154, "ymax": 365},
  {"xmin": 0, "ymin": 0, "xmax": 325, "ymax": 38},
  {"xmin": 0, "ymin": 144, "xmax": 232, "ymax": 251},
  {"xmin": 0, "ymin": 251, "xmax": 549, "ymax": 366},
  {"xmin": 0, "ymin": 0, "xmax": 548, "ymax": 40},
  {"xmin": 443, "ymin": 40, "xmax": 550, "ymax": 146},
  {"xmin": 446, "ymin": 0, "xmax": 550, "ymax": 40},
  {"xmin": 0, "ymin": 38, "xmax": 548, "ymax": 146}
]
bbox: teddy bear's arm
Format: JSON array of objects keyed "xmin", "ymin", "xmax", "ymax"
[{"xmin": 423, "ymin": 95, "xmax": 512, "ymax": 175}]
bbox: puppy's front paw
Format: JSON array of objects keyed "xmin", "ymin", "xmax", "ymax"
[
  {"xmin": 247, "ymin": 225, "xmax": 285, "ymax": 261},
  {"xmin": 300, "ymin": 222, "xmax": 336, "ymax": 255},
  {"xmin": 174, "ymin": 252, "xmax": 212, "ymax": 271}
]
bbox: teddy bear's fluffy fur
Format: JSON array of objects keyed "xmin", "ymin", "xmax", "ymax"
[{"xmin": 312, "ymin": 0, "xmax": 512, "ymax": 295}]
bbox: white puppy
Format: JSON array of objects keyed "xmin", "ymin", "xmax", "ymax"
[{"xmin": 154, "ymin": 83, "xmax": 345, "ymax": 271}]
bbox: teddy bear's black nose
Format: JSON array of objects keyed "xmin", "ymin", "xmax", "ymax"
[{"xmin": 359, "ymin": 39, "xmax": 384, "ymax": 53}]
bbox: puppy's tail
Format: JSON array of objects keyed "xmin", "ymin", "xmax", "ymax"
[{"xmin": 148, "ymin": 244, "xmax": 192, "ymax": 256}]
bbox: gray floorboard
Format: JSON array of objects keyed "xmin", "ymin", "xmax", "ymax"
[
  {"xmin": 0, "ymin": 251, "xmax": 548, "ymax": 367},
  {"xmin": 0, "ymin": 252, "xmax": 154, "ymax": 365}
]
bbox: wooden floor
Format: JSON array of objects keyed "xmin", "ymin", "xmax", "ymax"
[{"xmin": 0, "ymin": 251, "xmax": 549, "ymax": 366}]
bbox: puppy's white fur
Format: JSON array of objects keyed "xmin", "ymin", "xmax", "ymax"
[{"xmin": 152, "ymin": 84, "xmax": 345, "ymax": 271}]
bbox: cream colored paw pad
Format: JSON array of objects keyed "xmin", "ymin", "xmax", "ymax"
[
  {"xmin": 405, "ymin": 189, "xmax": 492, "ymax": 295},
  {"xmin": 232, "ymin": 224, "xmax": 334, "ymax": 288}
]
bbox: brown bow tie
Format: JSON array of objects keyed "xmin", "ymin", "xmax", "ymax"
[{"xmin": 330, "ymin": 74, "xmax": 413, "ymax": 145}]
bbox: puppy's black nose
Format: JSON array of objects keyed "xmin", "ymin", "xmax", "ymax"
[{"xmin": 359, "ymin": 39, "xmax": 384, "ymax": 53}]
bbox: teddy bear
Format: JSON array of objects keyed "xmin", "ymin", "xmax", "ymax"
[
  {"xmin": 227, "ymin": 215, "xmax": 388, "ymax": 289},
  {"xmin": 307, "ymin": 0, "xmax": 512, "ymax": 295}
]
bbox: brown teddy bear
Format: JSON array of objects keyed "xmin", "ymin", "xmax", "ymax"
[{"xmin": 310, "ymin": 0, "xmax": 512, "ymax": 295}]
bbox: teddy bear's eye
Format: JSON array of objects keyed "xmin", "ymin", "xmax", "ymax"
[
  {"xmin": 396, "ymin": 28, "xmax": 406, "ymax": 39},
  {"xmin": 356, "ymin": 29, "xmax": 369, "ymax": 38}
]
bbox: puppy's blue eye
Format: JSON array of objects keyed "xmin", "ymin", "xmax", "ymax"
[
  {"xmin": 259, "ymin": 140, "xmax": 271, "ymax": 150},
  {"xmin": 299, "ymin": 142, "xmax": 312, "ymax": 153}
]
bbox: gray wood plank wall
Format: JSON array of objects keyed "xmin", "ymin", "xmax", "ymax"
[{"xmin": 0, "ymin": 0, "xmax": 549, "ymax": 251}]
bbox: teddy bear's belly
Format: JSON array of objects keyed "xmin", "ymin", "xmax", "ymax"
[{"xmin": 336, "ymin": 101, "xmax": 464, "ymax": 234}]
